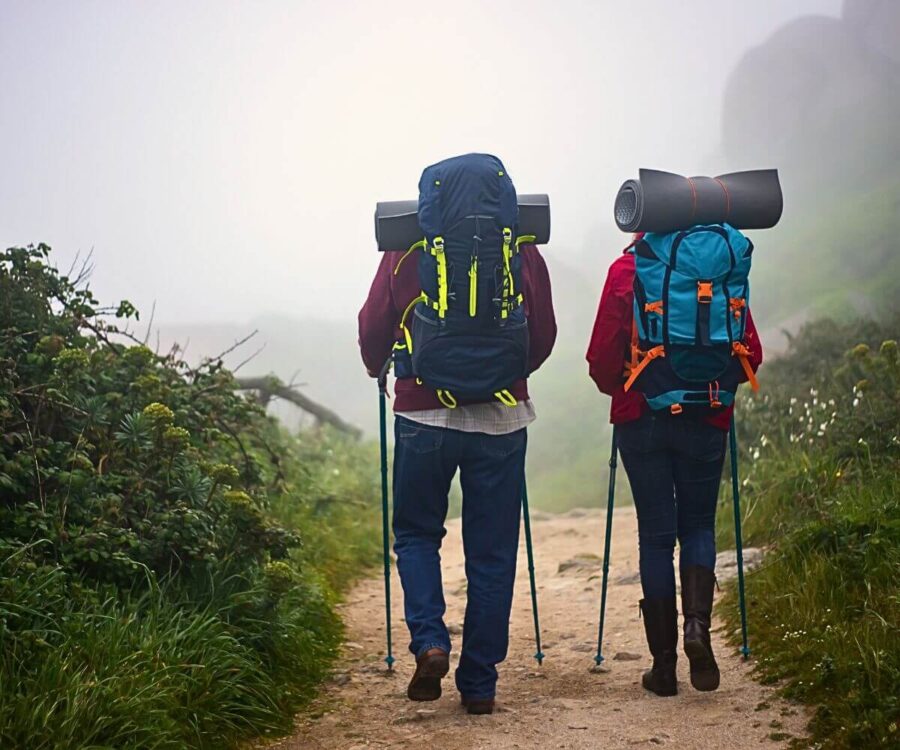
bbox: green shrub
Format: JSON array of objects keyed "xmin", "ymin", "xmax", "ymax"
[
  {"xmin": 717, "ymin": 317, "xmax": 900, "ymax": 749},
  {"xmin": 0, "ymin": 245, "xmax": 378, "ymax": 748}
]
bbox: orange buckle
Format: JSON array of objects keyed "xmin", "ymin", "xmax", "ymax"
[
  {"xmin": 697, "ymin": 281, "xmax": 713, "ymax": 303},
  {"xmin": 644, "ymin": 301, "xmax": 664, "ymax": 315},
  {"xmin": 670, "ymin": 404, "xmax": 683, "ymax": 415}
]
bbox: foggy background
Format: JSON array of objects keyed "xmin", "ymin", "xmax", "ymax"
[{"xmin": 3, "ymin": 0, "xmax": 898, "ymax": 508}]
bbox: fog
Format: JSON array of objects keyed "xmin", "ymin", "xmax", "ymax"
[
  {"xmin": 1, "ymin": 0, "xmax": 841, "ymax": 323},
  {"xmin": 12, "ymin": 0, "xmax": 899, "ymax": 509}
]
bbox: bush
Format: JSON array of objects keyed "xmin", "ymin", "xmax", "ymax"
[
  {"xmin": 0, "ymin": 245, "xmax": 378, "ymax": 748},
  {"xmin": 716, "ymin": 317, "xmax": 900, "ymax": 749}
]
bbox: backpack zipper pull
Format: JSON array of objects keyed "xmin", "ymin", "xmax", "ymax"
[{"xmin": 469, "ymin": 255, "xmax": 478, "ymax": 316}]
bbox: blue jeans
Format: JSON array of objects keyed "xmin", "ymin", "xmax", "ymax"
[
  {"xmin": 392, "ymin": 416, "xmax": 526, "ymax": 700},
  {"xmin": 617, "ymin": 412, "xmax": 727, "ymax": 600}
]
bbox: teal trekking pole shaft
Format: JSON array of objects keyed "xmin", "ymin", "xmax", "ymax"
[
  {"xmin": 729, "ymin": 414, "xmax": 750, "ymax": 660},
  {"xmin": 377, "ymin": 362, "xmax": 395, "ymax": 669},
  {"xmin": 521, "ymin": 479, "xmax": 544, "ymax": 665},
  {"xmin": 595, "ymin": 427, "xmax": 618, "ymax": 665}
]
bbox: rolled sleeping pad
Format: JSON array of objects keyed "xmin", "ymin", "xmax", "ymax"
[
  {"xmin": 613, "ymin": 169, "xmax": 783, "ymax": 233},
  {"xmin": 374, "ymin": 193, "xmax": 551, "ymax": 250}
]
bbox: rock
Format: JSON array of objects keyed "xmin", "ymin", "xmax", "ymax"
[
  {"xmin": 715, "ymin": 548, "xmax": 764, "ymax": 581},
  {"xmin": 590, "ymin": 664, "xmax": 610, "ymax": 674},
  {"xmin": 568, "ymin": 724, "xmax": 589, "ymax": 730},
  {"xmin": 570, "ymin": 642, "xmax": 595, "ymax": 653},
  {"xmin": 331, "ymin": 671, "xmax": 352, "ymax": 685},
  {"xmin": 613, "ymin": 651, "xmax": 642, "ymax": 661},
  {"xmin": 447, "ymin": 622, "xmax": 463, "ymax": 635},
  {"xmin": 615, "ymin": 570, "xmax": 642, "ymax": 585},
  {"xmin": 557, "ymin": 554, "xmax": 601, "ymax": 575}
]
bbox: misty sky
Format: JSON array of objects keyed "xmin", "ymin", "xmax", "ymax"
[{"xmin": 1, "ymin": 0, "xmax": 841, "ymax": 325}]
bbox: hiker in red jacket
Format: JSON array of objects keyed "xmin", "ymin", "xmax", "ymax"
[
  {"xmin": 586, "ymin": 233, "xmax": 762, "ymax": 696},
  {"xmin": 359, "ymin": 156, "xmax": 556, "ymax": 715}
]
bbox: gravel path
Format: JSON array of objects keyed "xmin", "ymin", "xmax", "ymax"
[{"xmin": 265, "ymin": 507, "xmax": 806, "ymax": 749}]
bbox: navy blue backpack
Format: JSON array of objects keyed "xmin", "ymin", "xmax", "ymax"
[
  {"xmin": 624, "ymin": 224, "xmax": 759, "ymax": 412},
  {"xmin": 392, "ymin": 154, "xmax": 533, "ymax": 407}
]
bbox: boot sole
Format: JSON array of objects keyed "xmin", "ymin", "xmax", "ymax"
[
  {"xmin": 461, "ymin": 697, "xmax": 495, "ymax": 715},
  {"xmin": 407, "ymin": 654, "xmax": 450, "ymax": 701},
  {"xmin": 683, "ymin": 639, "xmax": 720, "ymax": 691},
  {"xmin": 641, "ymin": 676, "xmax": 678, "ymax": 697}
]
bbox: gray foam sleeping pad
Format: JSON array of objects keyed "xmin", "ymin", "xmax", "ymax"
[
  {"xmin": 374, "ymin": 194, "xmax": 550, "ymax": 251},
  {"xmin": 614, "ymin": 169, "xmax": 783, "ymax": 234}
]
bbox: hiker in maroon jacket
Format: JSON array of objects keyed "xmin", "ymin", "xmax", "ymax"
[
  {"xmin": 586, "ymin": 233, "xmax": 762, "ymax": 696},
  {"xmin": 359, "ymin": 199, "xmax": 556, "ymax": 714}
]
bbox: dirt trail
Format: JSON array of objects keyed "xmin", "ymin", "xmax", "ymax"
[{"xmin": 267, "ymin": 507, "xmax": 806, "ymax": 749}]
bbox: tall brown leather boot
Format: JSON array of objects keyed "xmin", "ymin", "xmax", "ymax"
[
  {"xmin": 681, "ymin": 564, "xmax": 721, "ymax": 691},
  {"xmin": 639, "ymin": 598, "xmax": 678, "ymax": 697}
]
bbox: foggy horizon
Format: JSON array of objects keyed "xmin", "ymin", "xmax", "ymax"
[{"xmin": 2, "ymin": 0, "xmax": 842, "ymax": 326}]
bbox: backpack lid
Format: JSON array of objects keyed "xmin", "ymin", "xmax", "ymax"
[
  {"xmin": 641, "ymin": 223, "xmax": 751, "ymax": 276},
  {"xmin": 417, "ymin": 153, "xmax": 518, "ymax": 241}
]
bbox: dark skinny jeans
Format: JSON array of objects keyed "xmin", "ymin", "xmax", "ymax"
[{"xmin": 617, "ymin": 412, "xmax": 727, "ymax": 600}]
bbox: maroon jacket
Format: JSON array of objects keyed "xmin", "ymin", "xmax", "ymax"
[
  {"xmin": 359, "ymin": 246, "xmax": 557, "ymax": 412},
  {"xmin": 586, "ymin": 248, "xmax": 763, "ymax": 431}
]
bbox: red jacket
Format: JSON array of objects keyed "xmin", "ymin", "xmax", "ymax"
[
  {"xmin": 359, "ymin": 246, "xmax": 557, "ymax": 411},
  {"xmin": 586, "ymin": 249, "xmax": 763, "ymax": 431}
]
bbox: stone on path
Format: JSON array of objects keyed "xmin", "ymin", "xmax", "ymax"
[{"xmin": 715, "ymin": 547, "xmax": 764, "ymax": 581}]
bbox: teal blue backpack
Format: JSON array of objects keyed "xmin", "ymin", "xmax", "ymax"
[{"xmin": 624, "ymin": 223, "xmax": 759, "ymax": 412}]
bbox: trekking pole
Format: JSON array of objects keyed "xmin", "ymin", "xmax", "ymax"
[
  {"xmin": 594, "ymin": 427, "xmax": 618, "ymax": 665},
  {"xmin": 521, "ymin": 479, "xmax": 544, "ymax": 665},
  {"xmin": 728, "ymin": 414, "xmax": 751, "ymax": 660},
  {"xmin": 377, "ymin": 359, "xmax": 395, "ymax": 669}
]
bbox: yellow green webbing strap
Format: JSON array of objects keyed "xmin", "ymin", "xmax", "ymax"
[
  {"xmin": 501, "ymin": 227, "xmax": 513, "ymax": 319},
  {"xmin": 494, "ymin": 389, "xmax": 518, "ymax": 407},
  {"xmin": 515, "ymin": 234, "xmax": 536, "ymax": 249},
  {"xmin": 469, "ymin": 256, "xmax": 478, "ymax": 317},
  {"xmin": 429, "ymin": 236, "xmax": 448, "ymax": 318},
  {"xmin": 398, "ymin": 293, "xmax": 426, "ymax": 353},
  {"xmin": 436, "ymin": 389, "xmax": 457, "ymax": 409},
  {"xmin": 394, "ymin": 238, "xmax": 427, "ymax": 275}
]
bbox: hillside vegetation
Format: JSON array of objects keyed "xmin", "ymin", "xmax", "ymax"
[
  {"xmin": 716, "ymin": 317, "xmax": 899, "ymax": 749},
  {"xmin": 0, "ymin": 245, "xmax": 379, "ymax": 749}
]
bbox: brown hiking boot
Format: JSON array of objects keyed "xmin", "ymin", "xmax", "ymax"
[
  {"xmin": 460, "ymin": 695, "xmax": 495, "ymax": 715},
  {"xmin": 407, "ymin": 648, "xmax": 450, "ymax": 701}
]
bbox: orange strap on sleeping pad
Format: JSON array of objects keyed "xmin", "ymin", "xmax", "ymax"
[
  {"xmin": 623, "ymin": 345, "xmax": 665, "ymax": 392},
  {"xmin": 733, "ymin": 342, "xmax": 760, "ymax": 392}
]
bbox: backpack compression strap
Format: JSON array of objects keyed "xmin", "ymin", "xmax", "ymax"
[
  {"xmin": 732, "ymin": 342, "xmax": 760, "ymax": 392},
  {"xmin": 622, "ymin": 345, "xmax": 665, "ymax": 392},
  {"xmin": 496, "ymin": 230, "xmax": 533, "ymax": 320}
]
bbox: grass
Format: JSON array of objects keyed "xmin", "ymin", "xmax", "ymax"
[
  {"xmin": 714, "ymin": 317, "xmax": 900, "ymax": 749},
  {"xmin": 0, "ymin": 427, "xmax": 379, "ymax": 750}
]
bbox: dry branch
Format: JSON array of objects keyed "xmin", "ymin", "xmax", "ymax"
[{"xmin": 235, "ymin": 375, "xmax": 361, "ymax": 439}]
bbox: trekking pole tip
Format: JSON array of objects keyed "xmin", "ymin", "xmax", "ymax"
[
  {"xmin": 741, "ymin": 646, "xmax": 751, "ymax": 660},
  {"xmin": 534, "ymin": 652, "xmax": 544, "ymax": 665},
  {"xmin": 385, "ymin": 655, "xmax": 396, "ymax": 669},
  {"xmin": 593, "ymin": 653, "xmax": 605, "ymax": 666}
]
